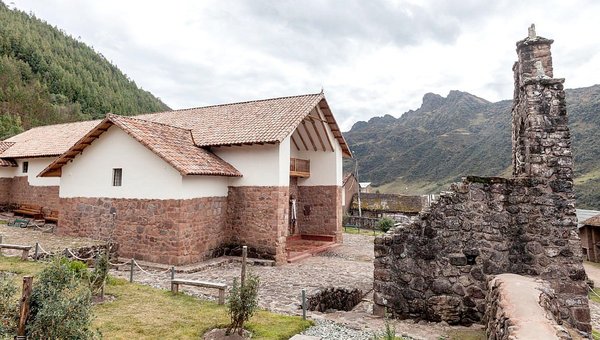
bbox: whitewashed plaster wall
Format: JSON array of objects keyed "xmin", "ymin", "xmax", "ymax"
[
  {"xmin": 60, "ymin": 126, "xmax": 228, "ymax": 199},
  {"xmin": 0, "ymin": 166, "xmax": 16, "ymax": 178},
  {"xmin": 0, "ymin": 158, "xmax": 60, "ymax": 186},
  {"xmin": 213, "ymin": 138, "xmax": 290, "ymax": 187},
  {"xmin": 26, "ymin": 158, "xmax": 60, "ymax": 186}
]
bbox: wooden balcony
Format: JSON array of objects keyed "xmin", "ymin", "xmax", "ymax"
[{"xmin": 290, "ymin": 158, "xmax": 310, "ymax": 178}]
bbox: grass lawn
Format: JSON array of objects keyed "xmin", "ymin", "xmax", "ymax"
[
  {"xmin": 343, "ymin": 226, "xmax": 384, "ymax": 236},
  {"xmin": 0, "ymin": 256, "xmax": 312, "ymax": 339},
  {"xmin": 589, "ymin": 287, "xmax": 600, "ymax": 304}
]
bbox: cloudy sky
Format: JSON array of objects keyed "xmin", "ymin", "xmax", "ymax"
[{"xmin": 8, "ymin": 0, "xmax": 600, "ymax": 131}]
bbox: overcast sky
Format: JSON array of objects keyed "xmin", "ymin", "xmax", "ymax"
[{"xmin": 8, "ymin": 0, "xmax": 600, "ymax": 131}]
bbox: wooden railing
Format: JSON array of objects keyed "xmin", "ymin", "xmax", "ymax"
[{"xmin": 290, "ymin": 158, "xmax": 310, "ymax": 177}]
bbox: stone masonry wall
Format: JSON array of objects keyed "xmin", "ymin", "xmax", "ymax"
[
  {"xmin": 373, "ymin": 28, "xmax": 590, "ymax": 334},
  {"xmin": 226, "ymin": 186, "xmax": 289, "ymax": 264},
  {"xmin": 297, "ymin": 185, "xmax": 343, "ymax": 242},
  {"xmin": 58, "ymin": 196, "xmax": 228, "ymax": 265},
  {"xmin": 8, "ymin": 176, "xmax": 60, "ymax": 211},
  {"xmin": 0, "ymin": 177, "xmax": 12, "ymax": 205}
]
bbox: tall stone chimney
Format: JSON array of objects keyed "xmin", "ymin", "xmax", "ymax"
[{"xmin": 511, "ymin": 24, "xmax": 572, "ymax": 188}]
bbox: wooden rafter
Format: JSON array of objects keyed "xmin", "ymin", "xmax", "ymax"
[
  {"xmin": 315, "ymin": 107, "xmax": 335, "ymax": 152},
  {"xmin": 318, "ymin": 101, "xmax": 352, "ymax": 158},
  {"xmin": 301, "ymin": 120, "xmax": 318, "ymax": 151},
  {"xmin": 308, "ymin": 117, "xmax": 326, "ymax": 151},
  {"xmin": 295, "ymin": 125, "xmax": 309, "ymax": 151},
  {"xmin": 290, "ymin": 134, "xmax": 301, "ymax": 151}
]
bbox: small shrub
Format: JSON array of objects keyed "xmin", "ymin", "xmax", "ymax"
[
  {"xmin": 27, "ymin": 257, "xmax": 98, "ymax": 339},
  {"xmin": 67, "ymin": 259, "xmax": 89, "ymax": 279},
  {"xmin": 373, "ymin": 314, "xmax": 399, "ymax": 340},
  {"xmin": 227, "ymin": 273, "xmax": 260, "ymax": 336},
  {"xmin": 89, "ymin": 252, "xmax": 109, "ymax": 295},
  {"xmin": 377, "ymin": 217, "xmax": 395, "ymax": 233},
  {"xmin": 0, "ymin": 274, "xmax": 18, "ymax": 337}
]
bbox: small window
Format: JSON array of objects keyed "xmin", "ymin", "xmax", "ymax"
[
  {"xmin": 112, "ymin": 168, "xmax": 122, "ymax": 186},
  {"xmin": 22, "ymin": 161, "xmax": 28, "ymax": 174}
]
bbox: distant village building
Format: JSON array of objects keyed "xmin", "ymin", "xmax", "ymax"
[
  {"xmin": 577, "ymin": 209, "xmax": 600, "ymax": 262},
  {"xmin": 0, "ymin": 93, "xmax": 352, "ymax": 265},
  {"xmin": 349, "ymin": 192, "xmax": 426, "ymax": 222},
  {"xmin": 341, "ymin": 173, "xmax": 358, "ymax": 213},
  {"xmin": 359, "ymin": 182, "xmax": 372, "ymax": 193}
]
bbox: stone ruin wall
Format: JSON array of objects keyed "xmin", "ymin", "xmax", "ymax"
[{"xmin": 373, "ymin": 28, "xmax": 591, "ymax": 334}]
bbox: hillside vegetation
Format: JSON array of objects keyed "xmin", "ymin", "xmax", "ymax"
[
  {"xmin": 344, "ymin": 85, "xmax": 600, "ymax": 209},
  {"xmin": 0, "ymin": 2, "xmax": 169, "ymax": 139}
]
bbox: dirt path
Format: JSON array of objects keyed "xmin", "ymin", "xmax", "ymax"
[
  {"xmin": 584, "ymin": 262, "xmax": 600, "ymax": 284},
  {"xmin": 0, "ymin": 214, "xmax": 103, "ymax": 255}
]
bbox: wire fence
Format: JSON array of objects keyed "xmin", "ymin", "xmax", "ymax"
[{"xmin": 1, "ymin": 238, "xmax": 175, "ymax": 285}]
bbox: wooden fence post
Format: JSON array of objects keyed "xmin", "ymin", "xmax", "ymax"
[
  {"xmin": 129, "ymin": 258, "xmax": 134, "ymax": 283},
  {"xmin": 17, "ymin": 276, "xmax": 33, "ymax": 339},
  {"xmin": 241, "ymin": 246, "xmax": 247, "ymax": 286}
]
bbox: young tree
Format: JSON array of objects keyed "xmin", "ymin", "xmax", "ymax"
[{"xmin": 226, "ymin": 273, "xmax": 260, "ymax": 336}]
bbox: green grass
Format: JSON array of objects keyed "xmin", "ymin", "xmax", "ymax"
[
  {"xmin": 589, "ymin": 287, "xmax": 600, "ymax": 304},
  {"xmin": 343, "ymin": 226, "xmax": 384, "ymax": 236},
  {"xmin": 0, "ymin": 256, "xmax": 312, "ymax": 339},
  {"xmin": 446, "ymin": 329, "xmax": 486, "ymax": 340},
  {"xmin": 592, "ymin": 329, "xmax": 600, "ymax": 340}
]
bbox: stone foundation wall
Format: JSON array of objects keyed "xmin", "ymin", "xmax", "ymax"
[
  {"xmin": 58, "ymin": 196, "xmax": 228, "ymax": 265},
  {"xmin": 373, "ymin": 176, "xmax": 590, "ymax": 331},
  {"xmin": 297, "ymin": 185, "xmax": 343, "ymax": 242},
  {"xmin": 9, "ymin": 176, "xmax": 60, "ymax": 211},
  {"xmin": 226, "ymin": 186, "xmax": 289, "ymax": 264},
  {"xmin": 0, "ymin": 177, "xmax": 12, "ymax": 205}
]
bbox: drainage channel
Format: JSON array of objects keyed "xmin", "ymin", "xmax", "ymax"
[{"xmin": 307, "ymin": 287, "xmax": 364, "ymax": 312}]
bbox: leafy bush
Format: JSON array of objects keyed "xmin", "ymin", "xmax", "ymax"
[
  {"xmin": 227, "ymin": 273, "xmax": 260, "ymax": 336},
  {"xmin": 0, "ymin": 274, "xmax": 18, "ymax": 337},
  {"xmin": 68, "ymin": 259, "xmax": 89, "ymax": 279},
  {"xmin": 377, "ymin": 217, "xmax": 395, "ymax": 233},
  {"xmin": 27, "ymin": 257, "xmax": 98, "ymax": 339}
]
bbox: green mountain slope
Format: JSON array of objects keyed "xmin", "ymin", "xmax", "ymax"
[
  {"xmin": 0, "ymin": 2, "xmax": 169, "ymax": 138},
  {"xmin": 344, "ymin": 85, "xmax": 600, "ymax": 209}
]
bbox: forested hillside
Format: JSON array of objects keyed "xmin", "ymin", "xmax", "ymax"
[
  {"xmin": 344, "ymin": 85, "xmax": 600, "ymax": 209},
  {"xmin": 0, "ymin": 2, "xmax": 169, "ymax": 139}
]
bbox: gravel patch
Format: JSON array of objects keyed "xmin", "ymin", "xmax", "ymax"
[{"xmin": 301, "ymin": 320, "xmax": 376, "ymax": 340}]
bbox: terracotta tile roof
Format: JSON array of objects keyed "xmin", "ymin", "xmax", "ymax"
[
  {"xmin": 138, "ymin": 93, "xmax": 352, "ymax": 157},
  {"xmin": 0, "ymin": 142, "xmax": 16, "ymax": 167},
  {"xmin": 0, "ymin": 120, "xmax": 100, "ymax": 158},
  {"xmin": 4, "ymin": 93, "xmax": 352, "ymax": 161},
  {"xmin": 40, "ymin": 115, "xmax": 241, "ymax": 177}
]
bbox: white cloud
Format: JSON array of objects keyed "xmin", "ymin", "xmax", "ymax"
[{"xmin": 10, "ymin": 0, "xmax": 600, "ymax": 131}]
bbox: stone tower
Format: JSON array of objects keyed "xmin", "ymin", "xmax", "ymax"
[{"xmin": 512, "ymin": 24, "xmax": 572, "ymax": 186}]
